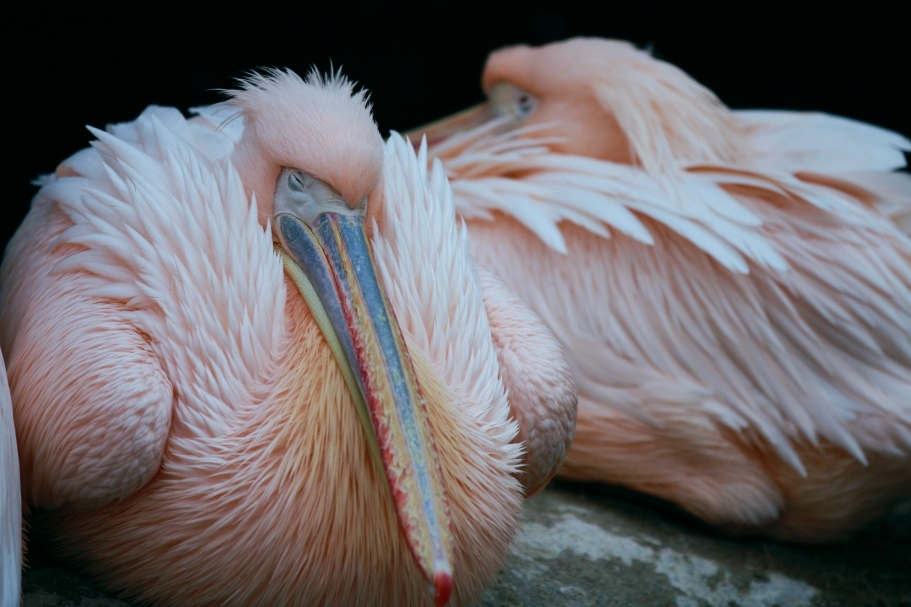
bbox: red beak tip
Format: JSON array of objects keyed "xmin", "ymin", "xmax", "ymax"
[{"xmin": 434, "ymin": 571, "xmax": 453, "ymax": 607}]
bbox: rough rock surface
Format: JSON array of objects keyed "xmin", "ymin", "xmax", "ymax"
[{"xmin": 20, "ymin": 482, "xmax": 911, "ymax": 606}]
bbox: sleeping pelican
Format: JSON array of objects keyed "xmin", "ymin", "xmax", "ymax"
[
  {"xmin": 0, "ymin": 70, "xmax": 576, "ymax": 605},
  {"xmin": 411, "ymin": 37, "xmax": 911, "ymax": 541}
]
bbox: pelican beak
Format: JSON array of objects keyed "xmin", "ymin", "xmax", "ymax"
[
  {"xmin": 404, "ymin": 101, "xmax": 494, "ymax": 148},
  {"xmin": 273, "ymin": 168, "xmax": 454, "ymax": 607}
]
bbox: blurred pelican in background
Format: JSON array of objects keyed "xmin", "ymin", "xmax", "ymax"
[{"xmin": 411, "ymin": 37, "xmax": 911, "ymax": 541}]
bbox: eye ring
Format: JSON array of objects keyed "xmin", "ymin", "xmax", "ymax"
[{"xmin": 288, "ymin": 172, "xmax": 305, "ymax": 192}]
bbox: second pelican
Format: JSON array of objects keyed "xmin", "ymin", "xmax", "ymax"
[{"xmin": 412, "ymin": 37, "xmax": 911, "ymax": 541}]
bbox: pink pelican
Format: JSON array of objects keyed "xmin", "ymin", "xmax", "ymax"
[
  {"xmin": 411, "ymin": 37, "xmax": 911, "ymax": 541},
  {"xmin": 0, "ymin": 70, "xmax": 576, "ymax": 605},
  {"xmin": 1, "ymin": 348, "xmax": 19, "ymax": 607}
]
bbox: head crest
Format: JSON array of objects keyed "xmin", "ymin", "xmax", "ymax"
[{"xmin": 228, "ymin": 68, "xmax": 384, "ymax": 209}]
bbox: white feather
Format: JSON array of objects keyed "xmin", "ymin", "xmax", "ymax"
[
  {"xmin": 373, "ymin": 133, "xmax": 519, "ymax": 449},
  {"xmin": 738, "ymin": 110, "xmax": 911, "ymax": 173},
  {"xmin": 44, "ymin": 108, "xmax": 285, "ymax": 438},
  {"xmin": 426, "ymin": 86, "xmax": 911, "ymax": 471},
  {"xmin": 0, "ymin": 348, "xmax": 20, "ymax": 607}
]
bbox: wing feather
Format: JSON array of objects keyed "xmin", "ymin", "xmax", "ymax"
[
  {"xmin": 737, "ymin": 110, "xmax": 911, "ymax": 173},
  {"xmin": 31, "ymin": 105, "xmax": 283, "ymax": 436},
  {"xmin": 462, "ymin": 166, "xmax": 911, "ymax": 472},
  {"xmin": 0, "ymin": 348, "xmax": 20, "ymax": 607}
]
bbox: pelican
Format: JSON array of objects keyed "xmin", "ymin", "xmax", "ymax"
[
  {"xmin": 411, "ymin": 37, "xmax": 911, "ymax": 541},
  {"xmin": 0, "ymin": 70, "xmax": 576, "ymax": 605},
  {"xmin": 1, "ymin": 348, "xmax": 19, "ymax": 607}
]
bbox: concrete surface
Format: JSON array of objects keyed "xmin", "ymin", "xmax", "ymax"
[{"xmin": 20, "ymin": 482, "xmax": 911, "ymax": 606}]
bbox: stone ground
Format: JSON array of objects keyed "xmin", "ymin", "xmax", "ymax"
[{"xmin": 20, "ymin": 482, "xmax": 911, "ymax": 607}]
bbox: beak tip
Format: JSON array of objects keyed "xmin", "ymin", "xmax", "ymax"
[{"xmin": 434, "ymin": 571, "xmax": 454, "ymax": 607}]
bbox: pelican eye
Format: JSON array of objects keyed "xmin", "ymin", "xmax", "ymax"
[
  {"xmin": 288, "ymin": 172, "xmax": 306, "ymax": 192},
  {"xmin": 487, "ymin": 82, "xmax": 538, "ymax": 123},
  {"xmin": 516, "ymin": 93, "xmax": 535, "ymax": 116}
]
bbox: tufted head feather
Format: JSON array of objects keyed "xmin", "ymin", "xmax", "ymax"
[{"xmin": 228, "ymin": 68, "xmax": 385, "ymax": 223}]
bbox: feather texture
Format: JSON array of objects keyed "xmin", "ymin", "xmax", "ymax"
[
  {"xmin": 417, "ymin": 37, "xmax": 911, "ymax": 538},
  {"xmin": 1, "ymin": 71, "xmax": 576, "ymax": 604},
  {"xmin": 0, "ymin": 348, "xmax": 20, "ymax": 607}
]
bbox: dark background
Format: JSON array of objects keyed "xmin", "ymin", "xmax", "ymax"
[{"xmin": 5, "ymin": 2, "xmax": 909, "ymax": 250}]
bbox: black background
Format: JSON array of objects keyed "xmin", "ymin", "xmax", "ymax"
[{"xmin": 5, "ymin": 2, "xmax": 909, "ymax": 250}]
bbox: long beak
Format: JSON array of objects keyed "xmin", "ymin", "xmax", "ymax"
[
  {"xmin": 404, "ymin": 102, "xmax": 493, "ymax": 148},
  {"xmin": 275, "ymin": 209, "xmax": 454, "ymax": 606}
]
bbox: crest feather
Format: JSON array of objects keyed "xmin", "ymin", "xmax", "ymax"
[{"xmin": 228, "ymin": 68, "xmax": 384, "ymax": 207}]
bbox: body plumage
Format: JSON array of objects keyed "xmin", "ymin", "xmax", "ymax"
[
  {"xmin": 415, "ymin": 38, "xmax": 911, "ymax": 540},
  {"xmin": 0, "ymin": 72, "xmax": 576, "ymax": 605}
]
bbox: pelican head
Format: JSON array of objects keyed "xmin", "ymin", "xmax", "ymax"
[
  {"xmin": 409, "ymin": 37, "xmax": 743, "ymax": 173},
  {"xmin": 231, "ymin": 71, "xmax": 453, "ymax": 605}
]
